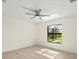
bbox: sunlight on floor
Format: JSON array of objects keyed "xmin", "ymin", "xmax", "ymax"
[{"xmin": 36, "ymin": 48, "xmax": 60, "ymax": 59}]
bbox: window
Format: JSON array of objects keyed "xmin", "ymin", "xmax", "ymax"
[{"xmin": 47, "ymin": 24, "xmax": 63, "ymax": 44}]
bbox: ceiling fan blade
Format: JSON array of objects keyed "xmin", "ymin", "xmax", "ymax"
[
  {"xmin": 39, "ymin": 17, "xmax": 42, "ymax": 20},
  {"xmin": 30, "ymin": 16, "xmax": 36, "ymax": 19},
  {"xmin": 39, "ymin": 15, "xmax": 50, "ymax": 17},
  {"xmin": 30, "ymin": 16, "xmax": 42, "ymax": 20},
  {"xmin": 25, "ymin": 13, "xmax": 35, "ymax": 15},
  {"xmin": 22, "ymin": 6, "xmax": 35, "ymax": 12}
]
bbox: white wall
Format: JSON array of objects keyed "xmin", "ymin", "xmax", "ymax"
[
  {"xmin": 36, "ymin": 16, "xmax": 77, "ymax": 53},
  {"xmin": 2, "ymin": 17, "xmax": 37, "ymax": 52},
  {"xmin": 2, "ymin": 16, "xmax": 77, "ymax": 54}
]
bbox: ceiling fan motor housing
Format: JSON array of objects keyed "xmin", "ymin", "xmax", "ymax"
[{"xmin": 35, "ymin": 9, "xmax": 42, "ymax": 16}]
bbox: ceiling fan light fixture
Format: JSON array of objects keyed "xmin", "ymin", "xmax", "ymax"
[{"xmin": 36, "ymin": 16, "xmax": 40, "ymax": 19}]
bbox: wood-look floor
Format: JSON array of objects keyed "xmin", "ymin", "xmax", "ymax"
[{"xmin": 2, "ymin": 46, "xmax": 77, "ymax": 59}]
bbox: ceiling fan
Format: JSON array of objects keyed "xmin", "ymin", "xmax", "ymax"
[{"xmin": 22, "ymin": 6, "xmax": 50, "ymax": 20}]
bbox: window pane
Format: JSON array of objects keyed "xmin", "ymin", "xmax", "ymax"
[{"xmin": 47, "ymin": 24, "xmax": 63, "ymax": 44}]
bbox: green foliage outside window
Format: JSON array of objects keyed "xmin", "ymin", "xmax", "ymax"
[{"xmin": 47, "ymin": 24, "xmax": 63, "ymax": 44}]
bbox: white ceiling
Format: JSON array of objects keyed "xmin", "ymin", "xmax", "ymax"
[{"xmin": 2, "ymin": 0, "xmax": 77, "ymax": 22}]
